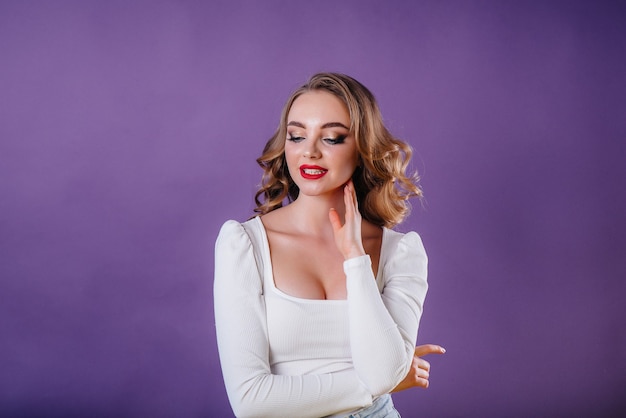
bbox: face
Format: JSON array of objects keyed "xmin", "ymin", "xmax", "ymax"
[{"xmin": 284, "ymin": 90, "xmax": 359, "ymax": 199}]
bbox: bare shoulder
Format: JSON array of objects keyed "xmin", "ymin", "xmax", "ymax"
[{"xmin": 259, "ymin": 206, "xmax": 292, "ymax": 235}]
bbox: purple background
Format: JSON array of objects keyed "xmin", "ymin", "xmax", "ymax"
[{"xmin": 1, "ymin": 1, "xmax": 624, "ymax": 417}]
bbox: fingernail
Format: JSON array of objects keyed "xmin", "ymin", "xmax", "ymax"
[{"xmin": 440, "ymin": 347, "xmax": 446, "ymax": 353}]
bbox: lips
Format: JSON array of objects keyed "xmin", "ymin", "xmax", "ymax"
[{"xmin": 300, "ymin": 165, "xmax": 328, "ymax": 180}]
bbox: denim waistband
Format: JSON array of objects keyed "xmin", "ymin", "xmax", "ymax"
[{"xmin": 343, "ymin": 394, "xmax": 399, "ymax": 418}]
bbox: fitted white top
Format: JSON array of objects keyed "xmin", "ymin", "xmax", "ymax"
[{"xmin": 214, "ymin": 217, "xmax": 428, "ymax": 418}]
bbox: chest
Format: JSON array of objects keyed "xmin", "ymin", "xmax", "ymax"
[{"xmin": 268, "ymin": 233, "xmax": 381, "ymax": 300}]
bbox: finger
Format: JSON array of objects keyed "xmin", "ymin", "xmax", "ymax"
[
  {"xmin": 411, "ymin": 368, "xmax": 430, "ymax": 389},
  {"xmin": 417, "ymin": 367, "xmax": 430, "ymax": 380},
  {"xmin": 416, "ymin": 358, "xmax": 431, "ymax": 373},
  {"xmin": 347, "ymin": 179, "xmax": 358, "ymax": 206},
  {"xmin": 328, "ymin": 208, "xmax": 342, "ymax": 232},
  {"xmin": 343, "ymin": 184, "xmax": 355, "ymax": 221},
  {"xmin": 345, "ymin": 182, "xmax": 361, "ymax": 225},
  {"xmin": 414, "ymin": 344, "xmax": 446, "ymax": 357},
  {"xmin": 416, "ymin": 367, "xmax": 431, "ymax": 388},
  {"xmin": 344, "ymin": 182, "xmax": 353, "ymax": 207}
]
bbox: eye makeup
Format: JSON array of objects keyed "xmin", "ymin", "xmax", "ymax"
[
  {"xmin": 287, "ymin": 134, "xmax": 305, "ymax": 142},
  {"xmin": 323, "ymin": 135, "xmax": 347, "ymax": 145},
  {"xmin": 286, "ymin": 133, "xmax": 348, "ymax": 145}
]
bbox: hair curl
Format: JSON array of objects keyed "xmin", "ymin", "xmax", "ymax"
[{"xmin": 254, "ymin": 72, "xmax": 421, "ymax": 228}]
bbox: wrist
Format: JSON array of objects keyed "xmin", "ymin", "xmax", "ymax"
[{"xmin": 344, "ymin": 246, "xmax": 366, "ymax": 260}]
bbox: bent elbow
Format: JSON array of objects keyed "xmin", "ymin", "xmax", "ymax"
[
  {"xmin": 228, "ymin": 393, "xmax": 266, "ymax": 418},
  {"xmin": 369, "ymin": 363, "xmax": 409, "ymax": 397},
  {"xmin": 357, "ymin": 348, "xmax": 413, "ymax": 397},
  {"xmin": 230, "ymin": 402, "xmax": 259, "ymax": 418},
  {"xmin": 226, "ymin": 375, "xmax": 275, "ymax": 418}
]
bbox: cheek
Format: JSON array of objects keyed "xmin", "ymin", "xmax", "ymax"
[
  {"xmin": 343, "ymin": 149, "xmax": 359, "ymax": 170},
  {"xmin": 333, "ymin": 150, "xmax": 359, "ymax": 177}
]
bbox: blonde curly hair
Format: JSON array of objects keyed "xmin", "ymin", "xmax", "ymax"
[{"xmin": 254, "ymin": 72, "xmax": 421, "ymax": 228}]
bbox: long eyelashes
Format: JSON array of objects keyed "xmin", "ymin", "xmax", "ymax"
[
  {"xmin": 324, "ymin": 135, "xmax": 346, "ymax": 145},
  {"xmin": 287, "ymin": 134, "xmax": 347, "ymax": 145},
  {"xmin": 287, "ymin": 135, "xmax": 305, "ymax": 143}
]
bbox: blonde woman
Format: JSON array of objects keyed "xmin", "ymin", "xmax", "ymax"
[{"xmin": 214, "ymin": 73, "xmax": 445, "ymax": 418}]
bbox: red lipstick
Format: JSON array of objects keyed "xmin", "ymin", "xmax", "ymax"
[{"xmin": 300, "ymin": 165, "xmax": 328, "ymax": 180}]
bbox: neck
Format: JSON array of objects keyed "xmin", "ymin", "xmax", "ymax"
[{"xmin": 288, "ymin": 191, "xmax": 346, "ymax": 236}]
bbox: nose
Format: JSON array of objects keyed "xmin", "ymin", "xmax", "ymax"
[{"xmin": 303, "ymin": 139, "xmax": 321, "ymax": 159}]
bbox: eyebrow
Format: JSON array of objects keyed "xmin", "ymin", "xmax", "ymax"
[{"xmin": 287, "ymin": 121, "xmax": 350, "ymax": 130}]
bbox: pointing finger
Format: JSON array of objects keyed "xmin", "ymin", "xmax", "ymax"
[{"xmin": 414, "ymin": 344, "xmax": 446, "ymax": 357}]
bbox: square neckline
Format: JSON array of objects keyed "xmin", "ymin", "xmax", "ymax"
[{"xmin": 253, "ymin": 216, "xmax": 387, "ymax": 303}]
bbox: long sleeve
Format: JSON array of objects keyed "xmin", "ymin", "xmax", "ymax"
[
  {"xmin": 213, "ymin": 220, "xmax": 372, "ymax": 418},
  {"xmin": 345, "ymin": 231, "xmax": 428, "ymax": 396}
]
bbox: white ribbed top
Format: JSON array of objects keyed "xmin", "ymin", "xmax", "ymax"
[{"xmin": 214, "ymin": 217, "xmax": 428, "ymax": 418}]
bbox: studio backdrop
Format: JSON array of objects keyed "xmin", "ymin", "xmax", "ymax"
[{"xmin": 1, "ymin": 1, "xmax": 624, "ymax": 417}]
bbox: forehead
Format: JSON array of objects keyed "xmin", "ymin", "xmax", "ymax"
[{"xmin": 287, "ymin": 90, "xmax": 350, "ymax": 126}]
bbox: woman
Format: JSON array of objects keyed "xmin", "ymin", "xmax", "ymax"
[{"xmin": 214, "ymin": 73, "xmax": 444, "ymax": 418}]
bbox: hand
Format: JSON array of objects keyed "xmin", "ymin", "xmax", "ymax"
[
  {"xmin": 391, "ymin": 344, "xmax": 446, "ymax": 393},
  {"xmin": 329, "ymin": 180, "xmax": 366, "ymax": 259}
]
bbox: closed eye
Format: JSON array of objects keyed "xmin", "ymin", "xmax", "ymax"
[
  {"xmin": 287, "ymin": 135, "xmax": 305, "ymax": 143},
  {"xmin": 323, "ymin": 135, "xmax": 347, "ymax": 145}
]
